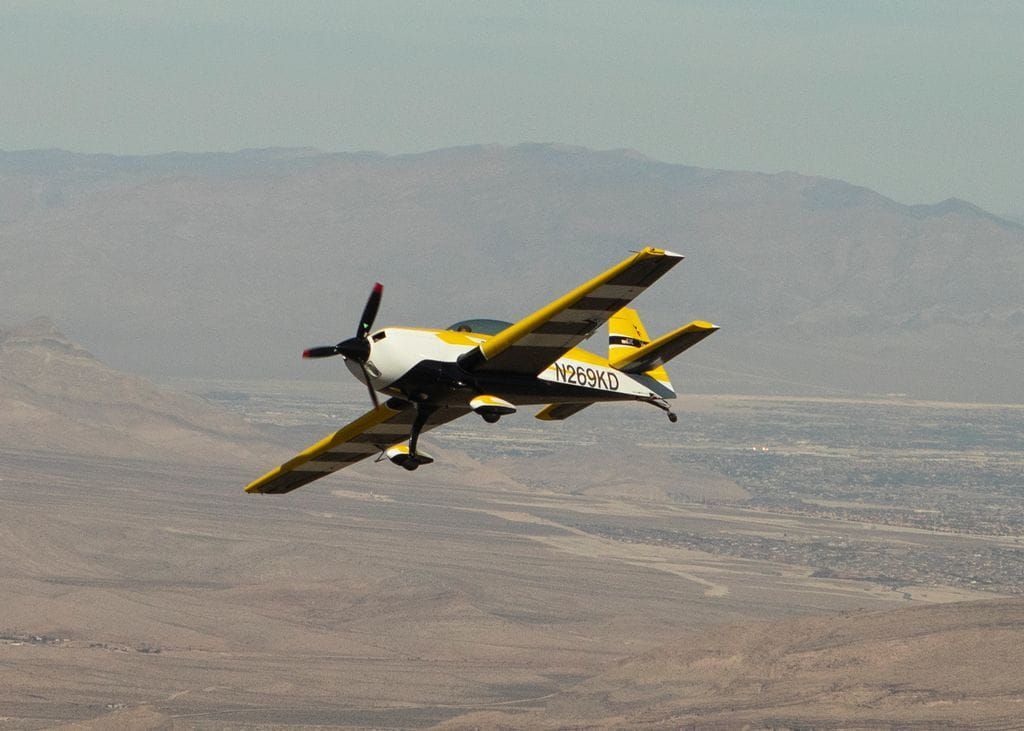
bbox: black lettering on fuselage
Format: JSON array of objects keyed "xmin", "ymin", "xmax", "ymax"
[{"xmin": 552, "ymin": 361, "xmax": 619, "ymax": 391}]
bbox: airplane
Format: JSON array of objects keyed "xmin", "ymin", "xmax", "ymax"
[{"xmin": 245, "ymin": 246, "xmax": 718, "ymax": 494}]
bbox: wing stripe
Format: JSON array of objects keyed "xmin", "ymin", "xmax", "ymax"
[
  {"xmin": 515, "ymin": 333, "xmax": 582, "ymax": 347},
  {"xmin": 591, "ymin": 284, "xmax": 646, "ymax": 298},
  {"xmin": 573, "ymin": 296, "xmax": 631, "ymax": 311},
  {"xmin": 291, "ymin": 458, "xmax": 368, "ymax": 471},
  {"xmin": 533, "ymin": 320, "xmax": 595, "ymax": 335},
  {"xmin": 254, "ymin": 471, "xmax": 323, "ymax": 494},
  {"xmin": 476, "ymin": 345, "xmax": 563, "ymax": 370},
  {"xmin": 312, "ymin": 444, "xmax": 378, "ymax": 458},
  {"xmin": 604, "ymin": 258, "xmax": 679, "ymax": 287},
  {"xmin": 246, "ymin": 402, "xmax": 471, "ymax": 494},
  {"xmin": 546, "ymin": 308, "xmax": 617, "ymax": 323},
  {"xmin": 347, "ymin": 431, "xmax": 407, "ymax": 444},
  {"xmin": 355, "ymin": 422, "xmax": 414, "ymax": 434},
  {"xmin": 463, "ymin": 247, "xmax": 683, "ymax": 377}
]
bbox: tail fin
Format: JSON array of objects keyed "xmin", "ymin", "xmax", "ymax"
[
  {"xmin": 609, "ymin": 308, "xmax": 674, "ymax": 392},
  {"xmin": 610, "ymin": 308, "xmax": 719, "ymax": 393}
]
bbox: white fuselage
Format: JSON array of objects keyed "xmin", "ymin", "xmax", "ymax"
[{"xmin": 344, "ymin": 326, "xmax": 671, "ymax": 407}]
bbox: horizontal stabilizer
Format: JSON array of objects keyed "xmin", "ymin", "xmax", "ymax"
[
  {"xmin": 611, "ymin": 320, "xmax": 718, "ymax": 374},
  {"xmin": 535, "ymin": 403, "xmax": 592, "ymax": 421}
]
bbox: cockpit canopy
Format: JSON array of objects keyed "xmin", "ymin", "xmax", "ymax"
[{"xmin": 446, "ymin": 318, "xmax": 513, "ymax": 336}]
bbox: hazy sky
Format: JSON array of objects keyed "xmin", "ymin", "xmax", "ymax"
[{"xmin": 3, "ymin": 1, "xmax": 1022, "ymax": 214}]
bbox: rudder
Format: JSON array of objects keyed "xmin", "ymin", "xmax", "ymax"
[{"xmin": 609, "ymin": 308, "xmax": 674, "ymax": 392}]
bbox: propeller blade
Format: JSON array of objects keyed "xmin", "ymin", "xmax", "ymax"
[
  {"xmin": 356, "ymin": 282, "xmax": 383, "ymax": 339},
  {"xmin": 302, "ymin": 346, "xmax": 340, "ymax": 359},
  {"xmin": 303, "ymin": 282, "xmax": 382, "ymax": 412},
  {"xmin": 359, "ymin": 363, "xmax": 380, "ymax": 409}
]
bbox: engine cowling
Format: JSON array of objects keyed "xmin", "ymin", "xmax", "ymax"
[{"xmin": 470, "ymin": 395, "xmax": 517, "ymax": 423}]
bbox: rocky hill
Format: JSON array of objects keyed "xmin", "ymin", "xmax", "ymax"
[
  {"xmin": 1, "ymin": 145, "xmax": 1021, "ymax": 401},
  {"xmin": 0, "ymin": 317, "xmax": 285, "ymax": 465}
]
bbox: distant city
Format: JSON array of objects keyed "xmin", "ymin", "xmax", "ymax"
[{"xmin": 192, "ymin": 377, "xmax": 1024, "ymax": 596}]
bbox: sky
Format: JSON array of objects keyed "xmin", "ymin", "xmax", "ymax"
[{"xmin": 2, "ymin": 1, "xmax": 1022, "ymax": 215}]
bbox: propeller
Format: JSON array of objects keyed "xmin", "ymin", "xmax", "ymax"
[{"xmin": 303, "ymin": 282, "xmax": 383, "ymax": 408}]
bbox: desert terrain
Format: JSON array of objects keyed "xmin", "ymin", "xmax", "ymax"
[
  {"xmin": 3, "ymin": 324, "xmax": 1023, "ymax": 728},
  {"xmin": 5, "ymin": 443, "xmax": 1020, "ymax": 730}
]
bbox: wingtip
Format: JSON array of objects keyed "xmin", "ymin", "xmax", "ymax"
[
  {"xmin": 245, "ymin": 470, "xmax": 278, "ymax": 493},
  {"xmin": 637, "ymin": 246, "xmax": 684, "ymax": 259}
]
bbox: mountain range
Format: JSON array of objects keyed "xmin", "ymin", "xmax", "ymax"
[{"xmin": 1, "ymin": 144, "xmax": 1020, "ymax": 401}]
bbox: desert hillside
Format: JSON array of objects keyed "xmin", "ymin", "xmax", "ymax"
[
  {"xmin": 0, "ymin": 317, "xmax": 284, "ymax": 465},
  {"xmin": 2, "ymin": 354, "xmax": 1020, "ymax": 728},
  {"xmin": 443, "ymin": 598, "xmax": 1024, "ymax": 729}
]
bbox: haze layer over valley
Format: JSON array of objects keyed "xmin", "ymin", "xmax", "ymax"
[{"xmin": 2, "ymin": 144, "xmax": 1022, "ymax": 401}]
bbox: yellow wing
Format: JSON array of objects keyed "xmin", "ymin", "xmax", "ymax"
[
  {"xmin": 245, "ymin": 400, "xmax": 469, "ymax": 494},
  {"xmin": 459, "ymin": 247, "xmax": 684, "ymax": 376}
]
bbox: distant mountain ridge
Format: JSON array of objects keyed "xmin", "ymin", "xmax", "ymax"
[{"xmin": 1, "ymin": 144, "xmax": 1021, "ymax": 401}]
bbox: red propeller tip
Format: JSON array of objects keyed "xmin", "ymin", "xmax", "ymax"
[
  {"xmin": 373, "ymin": 282, "xmax": 383, "ymax": 293},
  {"xmin": 302, "ymin": 349, "xmax": 313, "ymax": 358}
]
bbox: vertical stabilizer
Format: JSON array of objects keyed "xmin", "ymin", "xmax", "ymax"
[{"xmin": 609, "ymin": 308, "xmax": 674, "ymax": 392}]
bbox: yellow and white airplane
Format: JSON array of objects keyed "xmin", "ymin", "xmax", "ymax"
[{"xmin": 245, "ymin": 246, "xmax": 717, "ymax": 494}]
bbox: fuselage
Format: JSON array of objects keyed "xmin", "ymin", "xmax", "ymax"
[{"xmin": 345, "ymin": 326, "xmax": 674, "ymax": 408}]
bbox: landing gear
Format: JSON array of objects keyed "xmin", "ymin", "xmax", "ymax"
[
  {"xmin": 408, "ymin": 403, "xmax": 436, "ymax": 459},
  {"xmin": 385, "ymin": 447, "xmax": 435, "ymax": 471},
  {"xmin": 646, "ymin": 397, "xmax": 678, "ymax": 423},
  {"xmin": 382, "ymin": 401, "xmax": 438, "ymax": 471},
  {"xmin": 395, "ymin": 452, "xmax": 428, "ymax": 468},
  {"xmin": 470, "ymin": 395, "xmax": 517, "ymax": 423}
]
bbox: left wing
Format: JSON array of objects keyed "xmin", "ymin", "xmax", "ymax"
[
  {"xmin": 458, "ymin": 247, "xmax": 683, "ymax": 377},
  {"xmin": 245, "ymin": 400, "xmax": 469, "ymax": 494}
]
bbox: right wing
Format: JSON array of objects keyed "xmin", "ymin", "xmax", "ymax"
[
  {"xmin": 245, "ymin": 400, "xmax": 469, "ymax": 495},
  {"xmin": 459, "ymin": 247, "xmax": 683, "ymax": 377}
]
